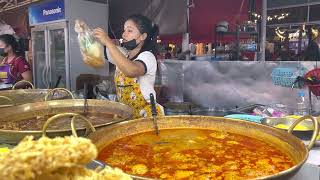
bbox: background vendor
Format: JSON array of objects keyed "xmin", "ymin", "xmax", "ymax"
[{"xmin": 0, "ymin": 34, "xmax": 32, "ymax": 85}]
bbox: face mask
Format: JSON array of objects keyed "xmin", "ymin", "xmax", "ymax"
[
  {"xmin": 121, "ymin": 39, "xmax": 139, "ymax": 50},
  {"xmin": 0, "ymin": 48, "xmax": 5, "ymax": 56}
]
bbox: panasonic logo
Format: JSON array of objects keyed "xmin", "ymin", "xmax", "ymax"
[{"xmin": 43, "ymin": 7, "xmax": 62, "ymax": 16}]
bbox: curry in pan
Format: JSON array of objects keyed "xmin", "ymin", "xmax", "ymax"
[{"xmin": 98, "ymin": 128, "xmax": 294, "ymax": 179}]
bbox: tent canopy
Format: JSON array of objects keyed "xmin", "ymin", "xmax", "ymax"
[
  {"xmin": 108, "ymin": 0, "xmax": 261, "ymax": 43},
  {"xmin": 0, "ymin": 0, "xmax": 261, "ymax": 42},
  {"xmin": 108, "ymin": 0, "xmax": 186, "ymax": 37}
]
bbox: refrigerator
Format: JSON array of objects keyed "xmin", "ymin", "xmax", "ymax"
[{"xmin": 29, "ymin": 0, "xmax": 109, "ymax": 90}]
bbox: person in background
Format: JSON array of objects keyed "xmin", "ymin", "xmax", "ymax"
[
  {"xmin": 265, "ymin": 49, "xmax": 273, "ymax": 61},
  {"xmin": 278, "ymin": 45, "xmax": 292, "ymax": 61},
  {"xmin": 0, "ymin": 34, "xmax": 32, "ymax": 84},
  {"xmin": 164, "ymin": 46, "xmax": 172, "ymax": 59},
  {"xmin": 93, "ymin": 14, "xmax": 164, "ymax": 118},
  {"xmin": 303, "ymin": 27, "xmax": 320, "ymax": 61}
]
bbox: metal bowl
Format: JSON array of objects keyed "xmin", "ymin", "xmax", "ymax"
[
  {"xmin": 191, "ymin": 107, "xmax": 243, "ymax": 116},
  {"xmin": 0, "ymin": 88, "xmax": 73, "ymax": 108},
  {"xmin": 261, "ymin": 116, "xmax": 314, "ymax": 140},
  {"xmin": 0, "ymin": 99, "xmax": 132, "ymax": 144}
]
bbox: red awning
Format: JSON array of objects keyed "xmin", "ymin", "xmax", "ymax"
[
  {"xmin": 189, "ymin": 0, "xmax": 261, "ymax": 43},
  {"xmin": 161, "ymin": 0, "xmax": 262, "ymax": 44}
]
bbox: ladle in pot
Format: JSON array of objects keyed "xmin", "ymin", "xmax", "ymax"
[
  {"xmin": 83, "ymin": 83, "xmax": 89, "ymax": 115},
  {"xmin": 150, "ymin": 94, "xmax": 171, "ymax": 145},
  {"xmin": 150, "ymin": 93, "xmax": 160, "ymax": 135}
]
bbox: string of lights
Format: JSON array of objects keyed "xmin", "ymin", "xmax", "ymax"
[{"xmin": 250, "ymin": 12, "xmax": 290, "ymax": 22}]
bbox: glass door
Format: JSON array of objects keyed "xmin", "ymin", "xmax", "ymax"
[
  {"xmin": 47, "ymin": 23, "xmax": 69, "ymax": 89},
  {"xmin": 31, "ymin": 27, "xmax": 48, "ymax": 88}
]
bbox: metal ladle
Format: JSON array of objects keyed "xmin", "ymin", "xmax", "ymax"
[
  {"xmin": 150, "ymin": 94, "xmax": 172, "ymax": 145},
  {"xmin": 83, "ymin": 83, "xmax": 89, "ymax": 115},
  {"xmin": 150, "ymin": 93, "xmax": 160, "ymax": 135}
]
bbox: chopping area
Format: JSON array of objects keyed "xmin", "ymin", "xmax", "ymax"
[{"xmin": 2, "ymin": 0, "xmax": 320, "ymax": 179}]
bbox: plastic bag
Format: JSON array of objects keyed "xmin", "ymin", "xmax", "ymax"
[{"xmin": 74, "ymin": 19, "xmax": 105, "ymax": 68}]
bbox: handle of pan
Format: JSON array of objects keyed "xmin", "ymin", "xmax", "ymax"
[
  {"xmin": 12, "ymin": 80, "xmax": 34, "ymax": 90},
  {"xmin": 42, "ymin": 65, "xmax": 47, "ymax": 88},
  {"xmin": 42, "ymin": 112, "xmax": 96, "ymax": 137},
  {"xmin": 71, "ymin": 113, "xmax": 96, "ymax": 137},
  {"xmin": 44, "ymin": 88, "xmax": 74, "ymax": 101},
  {"xmin": 45, "ymin": 65, "xmax": 50, "ymax": 88},
  {"xmin": 0, "ymin": 96, "xmax": 14, "ymax": 107},
  {"xmin": 47, "ymin": 65, "xmax": 52, "ymax": 88},
  {"xmin": 288, "ymin": 115, "xmax": 319, "ymax": 151},
  {"xmin": 54, "ymin": 75, "xmax": 62, "ymax": 89}
]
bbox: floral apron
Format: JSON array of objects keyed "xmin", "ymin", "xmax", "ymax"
[{"xmin": 114, "ymin": 68, "xmax": 164, "ymax": 119}]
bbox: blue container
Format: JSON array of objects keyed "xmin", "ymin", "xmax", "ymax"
[{"xmin": 271, "ymin": 67, "xmax": 307, "ymax": 88}]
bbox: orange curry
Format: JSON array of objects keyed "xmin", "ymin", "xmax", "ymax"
[{"xmin": 98, "ymin": 129, "xmax": 294, "ymax": 179}]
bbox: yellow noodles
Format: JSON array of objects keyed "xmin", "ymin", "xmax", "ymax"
[{"xmin": 0, "ymin": 136, "xmax": 131, "ymax": 180}]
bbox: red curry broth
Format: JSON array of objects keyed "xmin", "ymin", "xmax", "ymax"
[{"xmin": 98, "ymin": 129, "xmax": 295, "ymax": 179}]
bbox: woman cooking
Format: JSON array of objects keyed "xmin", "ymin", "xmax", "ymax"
[
  {"xmin": 0, "ymin": 34, "xmax": 32, "ymax": 84},
  {"xmin": 93, "ymin": 14, "xmax": 164, "ymax": 118}
]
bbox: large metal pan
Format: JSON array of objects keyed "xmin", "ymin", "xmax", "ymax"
[
  {"xmin": 0, "ymin": 88, "xmax": 74, "ymax": 108},
  {"xmin": 0, "ymin": 99, "xmax": 132, "ymax": 144},
  {"xmin": 88, "ymin": 115, "xmax": 319, "ymax": 180}
]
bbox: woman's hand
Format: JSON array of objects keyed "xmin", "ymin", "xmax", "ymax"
[
  {"xmin": 74, "ymin": 19, "xmax": 86, "ymax": 33},
  {"xmin": 93, "ymin": 28, "xmax": 112, "ymax": 46}
]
